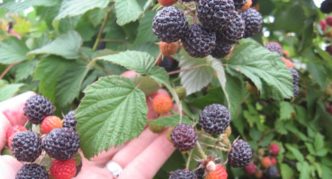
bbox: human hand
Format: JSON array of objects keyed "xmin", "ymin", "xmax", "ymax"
[{"xmin": 0, "ymin": 92, "xmax": 175, "ymax": 179}]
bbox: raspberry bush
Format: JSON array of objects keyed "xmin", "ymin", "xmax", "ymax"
[{"xmin": 0, "ymin": 0, "xmax": 332, "ymax": 178}]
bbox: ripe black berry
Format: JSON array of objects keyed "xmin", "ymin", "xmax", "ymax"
[
  {"xmin": 211, "ymin": 34, "xmax": 233, "ymax": 58},
  {"xmin": 321, "ymin": 0, "xmax": 332, "ymax": 13},
  {"xmin": 169, "ymin": 169, "xmax": 197, "ymax": 179},
  {"xmin": 289, "ymin": 68, "xmax": 300, "ymax": 97},
  {"xmin": 234, "ymin": 0, "xmax": 247, "ymax": 10},
  {"xmin": 218, "ymin": 11, "xmax": 245, "ymax": 43},
  {"xmin": 63, "ymin": 111, "xmax": 77, "ymax": 130},
  {"xmin": 182, "ymin": 24, "xmax": 216, "ymax": 58},
  {"xmin": 42, "ymin": 128, "xmax": 80, "ymax": 160},
  {"xmin": 12, "ymin": 131, "xmax": 42, "ymax": 162},
  {"xmin": 170, "ymin": 124, "xmax": 198, "ymax": 151},
  {"xmin": 24, "ymin": 95, "xmax": 55, "ymax": 124},
  {"xmin": 152, "ymin": 6, "xmax": 189, "ymax": 42},
  {"xmin": 159, "ymin": 56, "xmax": 179, "ymax": 72},
  {"xmin": 228, "ymin": 139, "xmax": 252, "ymax": 168},
  {"xmin": 265, "ymin": 42, "xmax": 283, "ymax": 55},
  {"xmin": 16, "ymin": 164, "xmax": 49, "ymax": 179},
  {"xmin": 241, "ymin": 8, "xmax": 263, "ymax": 37},
  {"xmin": 197, "ymin": 0, "xmax": 235, "ymax": 32},
  {"xmin": 199, "ymin": 104, "xmax": 231, "ymax": 135},
  {"xmin": 264, "ymin": 166, "xmax": 280, "ymax": 179}
]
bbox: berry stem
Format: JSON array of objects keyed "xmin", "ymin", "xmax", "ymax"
[
  {"xmin": 0, "ymin": 63, "xmax": 16, "ymax": 79},
  {"xmin": 92, "ymin": 6, "xmax": 112, "ymax": 51},
  {"xmin": 200, "ymin": 142, "xmax": 229, "ymax": 152},
  {"xmin": 185, "ymin": 150, "xmax": 194, "ymax": 169},
  {"xmin": 196, "ymin": 142, "xmax": 208, "ymax": 160}
]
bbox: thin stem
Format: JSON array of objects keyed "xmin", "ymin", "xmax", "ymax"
[
  {"xmin": 0, "ymin": 63, "xmax": 16, "ymax": 79},
  {"xmin": 196, "ymin": 142, "xmax": 208, "ymax": 160},
  {"xmin": 92, "ymin": 7, "xmax": 112, "ymax": 51},
  {"xmin": 153, "ymin": 52, "xmax": 162, "ymax": 66},
  {"xmin": 185, "ymin": 150, "xmax": 194, "ymax": 169},
  {"xmin": 201, "ymin": 143, "xmax": 229, "ymax": 152}
]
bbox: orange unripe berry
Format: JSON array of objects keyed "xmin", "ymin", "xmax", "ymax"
[
  {"xmin": 241, "ymin": 0, "xmax": 252, "ymax": 11},
  {"xmin": 159, "ymin": 41, "xmax": 180, "ymax": 57},
  {"xmin": 261, "ymin": 156, "xmax": 273, "ymax": 169},
  {"xmin": 281, "ymin": 57, "xmax": 294, "ymax": 69},
  {"xmin": 41, "ymin": 116, "xmax": 63, "ymax": 134},
  {"xmin": 152, "ymin": 93, "xmax": 173, "ymax": 114}
]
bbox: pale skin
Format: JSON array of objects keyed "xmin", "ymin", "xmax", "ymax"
[{"xmin": 0, "ymin": 92, "xmax": 175, "ymax": 179}]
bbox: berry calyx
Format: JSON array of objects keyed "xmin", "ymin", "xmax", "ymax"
[
  {"xmin": 152, "ymin": 92, "xmax": 173, "ymax": 114},
  {"xmin": 41, "ymin": 116, "xmax": 63, "ymax": 134},
  {"xmin": 269, "ymin": 143, "xmax": 280, "ymax": 156},
  {"xmin": 50, "ymin": 159, "xmax": 77, "ymax": 179},
  {"xmin": 170, "ymin": 124, "xmax": 198, "ymax": 151},
  {"xmin": 159, "ymin": 41, "xmax": 180, "ymax": 57},
  {"xmin": 244, "ymin": 163, "xmax": 257, "ymax": 175}
]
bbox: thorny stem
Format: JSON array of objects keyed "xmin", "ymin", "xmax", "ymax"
[
  {"xmin": 196, "ymin": 142, "xmax": 208, "ymax": 160},
  {"xmin": 92, "ymin": 7, "xmax": 112, "ymax": 51},
  {"xmin": 0, "ymin": 63, "xmax": 16, "ymax": 79}
]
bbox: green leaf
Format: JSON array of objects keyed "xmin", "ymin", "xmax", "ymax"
[
  {"xmin": 56, "ymin": 63, "xmax": 89, "ymax": 107},
  {"xmin": 285, "ymin": 144, "xmax": 304, "ymax": 162},
  {"xmin": 297, "ymin": 162, "xmax": 311, "ymax": 179},
  {"xmin": 76, "ymin": 76, "xmax": 147, "ymax": 159},
  {"xmin": 149, "ymin": 115, "xmax": 192, "ymax": 128},
  {"xmin": 134, "ymin": 11, "xmax": 157, "ymax": 44},
  {"xmin": 179, "ymin": 51, "xmax": 214, "ymax": 95},
  {"xmin": 55, "ymin": 0, "xmax": 110, "ymax": 20},
  {"xmin": 2, "ymin": 0, "xmax": 57, "ymax": 12},
  {"xmin": 281, "ymin": 164, "xmax": 295, "ymax": 179},
  {"xmin": 279, "ymin": 101, "xmax": 295, "ymax": 120},
  {"xmin": 12, "ymin": 60, "xmax": 38, "ymax": 81},
  {"xmin": 97, "ymin": 50, "xmax": 155, "ymax": 73},
  {"xmin": 0, "ymin": 37, "xmax": 29, "ymax": 65},
  {"xmin": 0, "ymin": 84, "xmax": 24, "ymax": 101},
  {"xmin": 29, "ymin": 31, "xmax": 83, "ymax": 59},
  {"xmin": 34, "ymin": 57, "xmax": 71, "ymax": 103},
  {"xmin": 115, "ymin": 0, "xmax": 143, "ymax": 26},
  {"xmin": 227, "ymin": 39, "xmax": 293, "ymax": 99}
]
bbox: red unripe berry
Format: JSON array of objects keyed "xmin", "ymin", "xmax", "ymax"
[
  {"xmin": 320, "ymin": 20, "xmax": 327, "ymax": 31},
  {"xmin": 158, "ymin": 0, "xmax": 177, "ymax": 6},
  {"xmin": 261, "ymin": 157, "xmax": 273, "ymax": 169},
  {"xmin": 326, "ymin": 16, "xmax": 332, "ymax": 26},
  {"xmin": 50, "ymin": 159, "xmax": 77, "ymax": 179},
  {"xmin": 244, "ymin": 163, "xmax": 257, "ymax": 175},
  {"xmin": 41, "ymin": 116, "xmax": 63, "ymax": 134},
  {"xmin": 269, "ymin": 143, "xmax": 280, "ymax": 156},
  {"xmin": 205, "ymin": 162, "xmax": 228, "ymax": 179},
  {"xmin": 270, "ymin": 157, "xmax": 277, "ymax": 165},
  {"xmin": 281, "ymin": 57, "xmax": 294, "ymax": 69}
]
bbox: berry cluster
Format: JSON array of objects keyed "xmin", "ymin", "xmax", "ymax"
[
  {"xmin": 153, "ymin": 0, "xmax": 263, "ymax": 58},
  {"xmin": 244, "ymin": 143, "xmax": 280, "ymax": 179},
  {"xmin": 264, "ymin": 41, "xmax": 300, "ymax": 97},
  {"xmin": 168, "ymin": 104, "xmax": 252, "ymax": 178},
  {"xmin": 319, "ymin": 16, "xmax": 332, "ymax": 56},
  {"xmin": 6, "ymin": 94, "xmax": 80, "ymax": 179}
]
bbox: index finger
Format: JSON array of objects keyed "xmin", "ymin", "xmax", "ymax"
[{"xmin": 0, "ymin": 92, "xmax": 35, "ymax": 126}]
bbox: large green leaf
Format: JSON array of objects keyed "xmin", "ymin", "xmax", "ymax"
[
  {"xmin": 97, "ymin": 50, "xmax": 155, "ymax": 73},
  {"xmin": 134, "ymin": 11, "xmax": 157, "ymax": 44},
  {"xmin": 115, "ymin": 0, "xmax": 143, "ymax": 26},
  {"xmin": 179, "ymin": 51, "xmax": 214, "ymax": 95},
  {"xmin": 29, "ymin": 31, "xmax": 82, "ymax": 59},
  {"xmin": 76, "ymin": 76, "xmax": 147, "ymax": 158},
  {"xmin": 0, "ymin": 37, "xmax": 29, "ymax": 65},
  {"xmin": 227, "ymin": 39, "xmax": 293, "ymax": 99},
  {"xmin": 55, "ymin": 0, "xmax": 110, "ymax": 20},
  {"xmin": 0, "ymin": 84, "xmax": 24, "ymax": 101}
]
